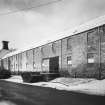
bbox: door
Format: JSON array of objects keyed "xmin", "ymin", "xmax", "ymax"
[{"xmin": 49, "ymin": 56, "xmax": 59, "ymax": 73}]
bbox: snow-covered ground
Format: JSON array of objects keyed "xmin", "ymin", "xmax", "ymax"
[
  {"xmin": 5, "ymin": 76, "xmax": 23, "ymax": 83},
  {"xmin": 4, "ymin": 76, "xmax": 105, "ymax": 96}
]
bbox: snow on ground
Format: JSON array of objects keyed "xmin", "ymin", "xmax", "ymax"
[
  {"xmin": 0, "ymin": 100, "xmax": 16, "ymax": 105},
  {"xmin": 66, "ymin": 79, "xmax": 105, "ymax": 95},
  {"xmin": 32, "ymin": 78, "xmax": 105, "ymax": 95},
  {"xmin": 5, "ymin": 76, "xmax": 23, "ymax": 83},
  {"xmin": 3, "ymin": 76, "xmax": 105, "ymax": 96}
]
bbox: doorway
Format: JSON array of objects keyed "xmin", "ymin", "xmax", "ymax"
[{"xmin": 49, "ymin": 56, "xmax": 59, "ymax": 73}]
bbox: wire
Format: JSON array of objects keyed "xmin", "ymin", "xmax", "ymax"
[{"xmin": 0, "ymin": 0, "xmax": 63, "ymax": 16}]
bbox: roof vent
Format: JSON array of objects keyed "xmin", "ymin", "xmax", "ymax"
[{"xmin": 2, "ymin": 41, "xmax": 9, "ymax": 50}]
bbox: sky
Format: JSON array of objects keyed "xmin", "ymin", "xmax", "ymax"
[{"xmin": 0, "ymin": 0, "xmax": 105, "ymax": 49}]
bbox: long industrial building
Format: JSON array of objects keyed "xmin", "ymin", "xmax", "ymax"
[{"xmin": 1, "ymin": 15, "xmax": 105, "ymax": 79}]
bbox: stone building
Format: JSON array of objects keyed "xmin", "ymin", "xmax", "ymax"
[{"xmin": 1, "ymin": 15, "xmax": 105, "ymax": 79}]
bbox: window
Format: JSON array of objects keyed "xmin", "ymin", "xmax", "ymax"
[
  {"xmin": 16, "ymin": 64, "xmax": 18, "ymax": 69},
  {"xmin": 67, "ymin": 56, "xmax": 72, "ymax": 66},
  {"xmin": 67, "ymin": 38, "xmax": 72, "ymax": 50},
  {"xmin": 19, "ymin": 53, "xmax": 22, "ymax": 69},
  {"xmin": 52, "ymin": 42, "xmax": 56, "ymax": 53},
  {"xmin": 41, "ymin": 47, "xmax": 44, "ymax": 55},
  {"xmin": 33, "ymin": 62, "xmax": 36, "ymax": 69},
  {"xmin": 87, "ymin": 53, "xmax": 95, "ymax": 64},
  {"xmin": 42, "ymin": 59, "xmax": 49, "ymax": 72},
  {"xmin": 16, "ymin": 55, "xmax": 18, "ymax": 60},
  {"xmin": 87, "ymin": 30, "xmax": 99, "ymax": 53}
]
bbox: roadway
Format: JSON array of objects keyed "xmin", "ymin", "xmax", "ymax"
[{"xmin": 0, "ymin": 80, "xmax": 105, "ymax": 105}]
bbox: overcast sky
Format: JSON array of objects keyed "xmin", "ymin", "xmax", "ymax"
[{"xmin": 0, "ymin": 0, "xmax": 105, "ymax": 49}]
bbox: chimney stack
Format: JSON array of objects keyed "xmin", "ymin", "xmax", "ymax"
[{"xmin": 2, "ymin": 41, "xmax": 9, "ymax": 50}]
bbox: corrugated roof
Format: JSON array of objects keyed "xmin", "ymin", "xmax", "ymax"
[{"xmin": 2, "ymin": 15, "xmax": 105, "ymax": 59}]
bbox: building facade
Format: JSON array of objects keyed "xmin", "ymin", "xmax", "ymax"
[{"xmin": 1, "ymin": 16, "xmax": 105, "ymax": 79}]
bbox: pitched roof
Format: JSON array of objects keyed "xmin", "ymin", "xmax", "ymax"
[{"xmin": 2, "ymin": 15, "xmax": 105, "ymax": 59}]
